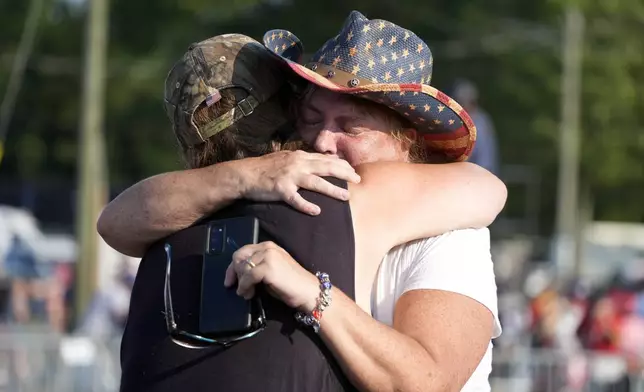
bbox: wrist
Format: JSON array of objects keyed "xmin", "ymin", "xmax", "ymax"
[
  {"xmin": 295, "ymin": 272, "xmax": 333, "ymax": 333},
  {"xmin": 226, "ymin": 158, "xmax": 258, "ymax": 200},
  {"xmin": 210, "ymin": 160, "xmax": 248, "ymax": 204},
  {"xmin": 299, "ymin": 275, "xmax": 322, "ymax": 313}
]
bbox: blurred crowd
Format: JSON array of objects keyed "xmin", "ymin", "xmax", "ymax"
[
  {"xmin": 493, "ymin": 258, "xmax": 644, "ymax": 391},
  {"xmin": 0, "ymin": 205, "xmax": 136, "ymax": 339}
]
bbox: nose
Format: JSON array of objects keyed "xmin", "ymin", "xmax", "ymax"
[{"xmin": 312, "ymin": 129, "xmax": 338, "ymax": 156}]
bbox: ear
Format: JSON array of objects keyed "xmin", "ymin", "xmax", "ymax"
[{"xmin": 397, "ymin": 128, "xmax": 417, "ymax": 158}]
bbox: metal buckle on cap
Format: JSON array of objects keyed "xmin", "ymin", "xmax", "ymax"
[{"xmin": 237, "ymin": 98, "xmax": 254, "ymax": 117}]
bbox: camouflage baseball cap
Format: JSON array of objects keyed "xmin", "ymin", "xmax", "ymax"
[{"xmin": 164, "ymin": 34, "xmax": 289, "ymax": 148}]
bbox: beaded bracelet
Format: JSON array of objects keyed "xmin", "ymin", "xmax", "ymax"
[{"xmin": 295, "ymin": 272, "xmax": 332, "ymax": 333}]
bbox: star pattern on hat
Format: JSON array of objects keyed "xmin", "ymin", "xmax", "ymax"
[
  {"xmin": 263, "ymin": 10, "xmax": 476, "ymax": 162},
  {"xmin": 274, "ymin": 14, "xmax": 435, "ymax": 89}
]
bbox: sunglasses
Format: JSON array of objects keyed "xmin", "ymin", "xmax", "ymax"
[{"xmin": 163, "ymin": 240, "xmax": 265, "ymax": 349}]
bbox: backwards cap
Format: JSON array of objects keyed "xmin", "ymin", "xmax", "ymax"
[{"xmin": 164, "ymin": 34, "xmax": 288, "ymax": 147}]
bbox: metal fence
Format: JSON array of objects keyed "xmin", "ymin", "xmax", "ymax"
[
  {"xmin": 0, "ymin": 329, "xmax": 120, "ymax": 392},
  {"xmin": 491, "ymin": 347, "xmax": 644, "ymax": 392},
  {"xmin": 0, "ymin": 330, "xmax": 642, "ymax": 392}
]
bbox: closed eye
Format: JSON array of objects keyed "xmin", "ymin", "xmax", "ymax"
[
  {"xmin": 339, "ymin": 118, "xmax": 367, "ymax": 135},
  {"xmin": 298, "ymin": 116, "xmax": 323, "ymax": 128},
  {"xmin": 344, "ymin": 126, "xmax": 364, "ymax": 137},
  {"xmin": 301, "ymin": 118, "xmax": 321, "ymax": 125}
]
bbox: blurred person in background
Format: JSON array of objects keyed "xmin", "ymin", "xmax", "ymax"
[
  {"xmin": 0, "ymin": 207, "xmax": 68, "ymax": 389},
  {"xmin": 618, "ymin": 256, "xmax": 644, "ymax": 373},
  {"xmin": 452, "ymin": 79, "xmax": 499, "ymax": 175},
  {"xmin": 575, "ymin": 259, "xmax": 644, "ymax": 391},
  {"xmin": 0, "ymin": 206, "xmax": 64, "ymax": 331},
  {"xmin": 100, "ymin": 11, "xmax": 505, "ymax": 392},
  {"xmin": 523, "ymin": 268, "xmax": 590, "ymax": 391},
  {"xmin": 4, "ymin": 235, "xmax": 39, "ymax": 324}
]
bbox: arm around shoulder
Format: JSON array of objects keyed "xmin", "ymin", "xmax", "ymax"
[
  {"xmin": 97, "ymin": 161, "xmax": 245, "ymax": 257},
  {"xmin": 97, "ymin": 151, "xmax": 361, "ymax": 256},
  {"xmin": 350, "ymin": 161, "xmax": 507, "ymax": 250}
]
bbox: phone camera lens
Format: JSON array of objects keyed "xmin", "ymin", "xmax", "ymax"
[{"xmin": 210, "ymin": 225, "xmax": 225, "ymax": 253}]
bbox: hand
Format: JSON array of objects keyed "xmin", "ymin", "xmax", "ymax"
[
  {"xmin": 235, "ymin": 150, "xmax": 361, "ymax": 215},
  {"xmin": 224, "ymin": 241, "xmax": 320, "ymax": 313}
]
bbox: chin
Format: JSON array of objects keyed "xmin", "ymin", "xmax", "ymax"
[{"xmin": 345, "ymin": 157, "xmax": 373, "ymax": 167}]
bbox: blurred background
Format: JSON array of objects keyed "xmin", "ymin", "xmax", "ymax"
[{"xmin": 1, "ymin": 0, "xmax": 643, "ymax": 391}]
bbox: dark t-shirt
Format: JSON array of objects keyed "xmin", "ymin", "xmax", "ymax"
[{"xmin": 120, "ymin": 178, "xmax": 356, "ymax": 392}]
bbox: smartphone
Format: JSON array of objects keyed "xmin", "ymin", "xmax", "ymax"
[{"xmin": 199, "ymin": 216, "xmax": 260, "ymax": 336}]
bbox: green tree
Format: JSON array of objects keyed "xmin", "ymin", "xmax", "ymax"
[{"xmin": 1, "ymin": 0, "xmax": 642, "ymax": 232}]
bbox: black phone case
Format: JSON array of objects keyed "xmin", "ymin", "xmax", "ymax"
[{"xmin": 199, "ymin": 216, "xmax": 260, "ymax": 336}]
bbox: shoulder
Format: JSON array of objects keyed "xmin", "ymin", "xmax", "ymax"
[
  {"xmin": 381, "ymin": 229, "xmax": 491, "ymax": 274},
  {"xmin": 400, "ymin": 228, "xmax": 492, "ymax": 284},
  {"xmin": 395, "ymin": 228, "xmax": 490, "ymax": 259},
  {"xmin": 394, "ymin": 229, "xmax": 493, "ymax": 291},
  {"xmin": 396, "ymin": 228, "xmax": 501, "ymax": 337},
  {"xmin": 425, "ymin": 227, "xmax": 490, "ymax": 254}
]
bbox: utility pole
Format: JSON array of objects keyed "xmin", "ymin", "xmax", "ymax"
[
  {"xmin": 0, "ymin": 0, "xmax": 45, "ymax": 166},
  {"xmin": 75, "ymin": 0, "xmax": 110, "ymax": 324},
  {"xmin": 554, "ymin": 6, "xmax": 585, "ymax": 278}
]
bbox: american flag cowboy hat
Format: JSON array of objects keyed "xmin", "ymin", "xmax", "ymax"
[{"xmin": 263, "ymin": 10, "xmax": 477, "ymax": 162}]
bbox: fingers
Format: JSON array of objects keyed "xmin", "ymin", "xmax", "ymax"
[
  {"xmin": 227, "ymin": 242, "xmax": 286, "ymax": 299},
  {"xmin": 223, "ymin": 263, "xmax": 237, "ymax": 287},
  {"xmin": 290, "ymin": 155, "xmax": 359, "ymax": 209},
  {"xmin": 286, "ymin": 191, "xmax": 321, "ymax": 216},
  {"xmin": 236, "ymin": 263, "xmax": 267, "ymax": 299},
  {"xmin": 226, "ymin": 244, "xmax": 260, "ymax": 286},
  {"xmin": 299, "ymin": 175, "xmax": 350, "ymax": 202},
  {"xmin": 249, "ymin": 151, "xmax": 361, "ymax": 215},
  {"xmin": 282, "ymin": 174, "xmax": 351, "ymax": 215},
  {"xmin": 231, "ymin": 243, "xmax": 262, "ymax": 263},
  {"xmin": 290, "ymin": 151, "xmax": 361, "ymax": 184},
  {"xmin": 308, "ymin": 156, "xmax": 361, "ymax": 184},
  {"xmin": 228, "ymin": 243, "xmax": 270, "ymax": 297}
]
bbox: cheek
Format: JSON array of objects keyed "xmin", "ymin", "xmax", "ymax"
[
  {"xmin": 357, "ymin": 136, "xmax": 405, "ymax": 163},
  {"xmin": 335, "ymin": 136, "xmax": 378, "ymax": 165}
]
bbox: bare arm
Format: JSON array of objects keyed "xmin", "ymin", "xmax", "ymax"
[
  {"xmin": 229, "ymin": 230, "xmax": 497, "ymax": 392},
  {"xmin": 319, "ymin": 228, "xmax": 496, "ymax": 391},
  {"xmin": 97, "ymin": 151, "xmax": 360, "ymax": 257},
  {"xmin": 320, "ymin": 289, "xmax": 492, "ymax": 392},
  {"xmin": 349, "ymin": 161, "xmax": 506, "ymax": 253},
  {"xmin": 97, "ymin": 161, "xmax": 242, "ymax": 257}
]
